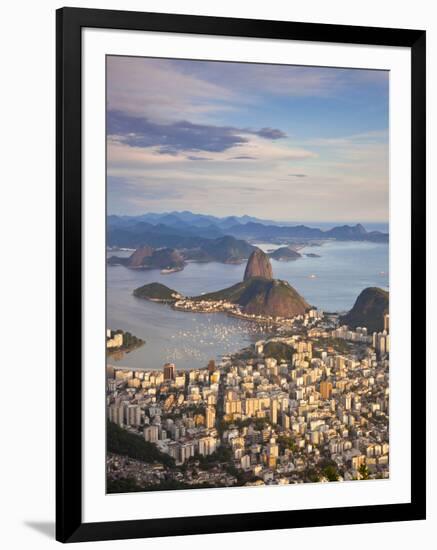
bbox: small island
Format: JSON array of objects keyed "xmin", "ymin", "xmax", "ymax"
[
  {"xmin": 305, "ymin": 253, "xmax": 321, "ymax": 258},
  {"xmin": 108, "ymin": 247, "xmax": 185, "ymax": 273},
  {"xmin": 268, "ymin": 246, "xmax": 301, "ymax": 262}
]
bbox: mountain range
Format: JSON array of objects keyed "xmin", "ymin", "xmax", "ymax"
[
  {"xmin": 108, "ymin": 211, "xmax": 295, "ymax": 230},
  {"xmin": 107, "ymin": 211, "xmax": 388, "ymax": 249}
]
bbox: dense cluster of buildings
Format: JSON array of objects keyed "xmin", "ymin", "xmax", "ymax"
[
  {"xmin": 173, "ymin": 298, "xmax": 324, "ymax": 328},
  {"xmin": 309, "ymin": 314, "xmax": 390, "ymax": 357},
  {"xmin": 106, "ymin": 329, "xmax": 123, "ymax": 349},
  {"xmin": 173, "ymin": 298, "xmax": 236, "ymax": 313},
  {"xmin": 330, "ymin": 325, "xmax": 370, "ymax": 343},
  {"xmin": 106, "ymin": 310, "xmax": 389, "ymax": 490}
]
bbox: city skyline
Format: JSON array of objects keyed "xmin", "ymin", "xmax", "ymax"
[{"xmin": 107, "ymin": 56, "xmax": 389, "ymax": 222}]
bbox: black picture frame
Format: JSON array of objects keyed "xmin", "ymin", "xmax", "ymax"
[{"xmin": 56, "ymin": 7, "xmax": 426, "ymax": 543}]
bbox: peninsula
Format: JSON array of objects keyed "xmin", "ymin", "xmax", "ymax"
[{"xmin": 134, "ymin": 248, "xmax": 310, "ymax": 322}]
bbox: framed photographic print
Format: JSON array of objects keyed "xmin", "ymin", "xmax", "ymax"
[{"xmin": 56, "ymin": 7, "xmax": 426, "ymax": 543}]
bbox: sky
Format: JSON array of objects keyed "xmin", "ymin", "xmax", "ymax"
[{"xmin": 107, "ymin": 56, "xmax": 389, "ymax": 223}]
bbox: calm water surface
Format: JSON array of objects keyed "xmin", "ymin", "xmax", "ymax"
[{"xmin": 107, "ymin": 241, "xmax": 388, "ymax": 370}]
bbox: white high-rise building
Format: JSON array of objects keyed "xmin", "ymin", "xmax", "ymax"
[{"xmin": 144, "ymin": 424, "xmax": 159, "ymax": 443}]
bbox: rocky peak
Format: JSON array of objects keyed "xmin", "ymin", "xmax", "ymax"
[{"xmin": 243, "ymin": 248, "xmax": 273, "ymax": 281}]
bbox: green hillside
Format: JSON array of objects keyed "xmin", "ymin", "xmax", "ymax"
[{"xmin": 133, "ymin": 282, "xmax": 180, "ymax": 302}]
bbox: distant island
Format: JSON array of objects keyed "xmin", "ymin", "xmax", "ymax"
[
  {"xmin": 107, "ymin": 212, "xmax": 386, "ymax": 273},
  {"xmin": 108, "ymin": 235, "xmax": 254, "ymax": 273},
  {"xmin": 109, "ymin": 247, "xmax": 185, "ymax": 272},
  {"xmin": 268, "ymin": 246, "xmax": 302, "ymax": 261}
]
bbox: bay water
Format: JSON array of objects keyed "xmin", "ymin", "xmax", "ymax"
[{"xmin": 107, "ymin": 241, "xmax": 388, "ymax": 370}]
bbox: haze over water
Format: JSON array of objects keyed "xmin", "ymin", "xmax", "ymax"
[{"xmin": 107, "ymin": 240, "xmax": 389, "ymax": 371}]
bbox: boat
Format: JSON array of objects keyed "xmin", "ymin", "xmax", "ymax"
[{"xmin": 160, "ymin": 267, "xmax": 181, "ymax": 274}]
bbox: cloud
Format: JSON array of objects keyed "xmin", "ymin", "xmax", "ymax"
[
  {"xmin": 107, "ymin": 134, "xmax": 315, "ymax": 173},
  {"xmin": 176, "ymin": 61, "xmax": 388, "ymax": 101},
  {"xmin": 107, "ymin": 56, "xmax": 236, "ymax": 122},
  {"xmin": 187, "ymin": 155, "xmax": 212, "ymax": 161},
  {"xmin": 307, "ymin": 130, "xmax": 388, "ymax": 148},
  {"xmin": 108, "ymin": 111, "xmax": 246, "ymax": 153},
  {"xmin": 107, "ymin": 56, "xmax": 388, "ymax": 127},
  {"xmin": 108, "ymin": 110, "xmax": 287, "ymax": 155},
  {"xmin": 106, "ymin": 57, "xmax": 388, "ymax": 222},
  {"xmin": 107, "ymin": 169, "xmax": 388, "ymax": 222},
  {"xmin": 255, "ymin": 128, "xmax": 287, "ymax": 139},
  {"xmin": 231, "ymin": 156, "xmax": 257, "ymax": 160}
]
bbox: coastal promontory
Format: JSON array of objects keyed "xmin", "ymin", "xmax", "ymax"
[
  {"xmin": 132, "ymin": 248, "xmax": 309, "ymax": 319},
  {"xmin": 189, "ymin": 249, "xmax": 309, "ymax": 318},
  {"xmin": 340, "ymin": 287, "xmax": 389, "ymax": 333},
  {"xmin": 133, "ymin": 282, "xmax": 181, "ymax": 303}
]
